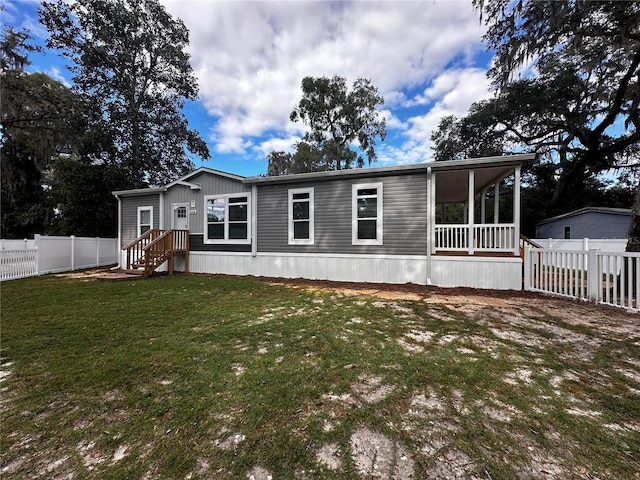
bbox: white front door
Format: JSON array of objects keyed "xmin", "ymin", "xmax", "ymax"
[{"xmin": 172, "ymin": 204, "xmax": 189, "ymax": 230}]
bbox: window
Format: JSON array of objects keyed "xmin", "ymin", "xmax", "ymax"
[
  {"xmin": 289, "ymin": 188, "xmax": 314, "ymax": 245},
  {"xmin": 564, "ymin": 226, "xmax": 571, "ymax": 239},
  {"xmin": 137, "ymin": 206, "xmax": 153, "ymax": 236},
  {"xmin": 204, "ymin": 194, "xmax": 250, "ymax": 244},
  {"xmin": 352, "ymin": 183, "xmax": 383, "ymax": 245}
]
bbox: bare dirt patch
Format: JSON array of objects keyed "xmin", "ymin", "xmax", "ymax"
[
  {"xmin": 351, "ymin": 375, "xmax": 394, "ymax": 403},
  {"xmin": 349, "ymin": 427, "xmax": 414, "ymax": 479},
  {"xmin": 314, "ymin": 443, "xmax": 343, "ymax": 470}
]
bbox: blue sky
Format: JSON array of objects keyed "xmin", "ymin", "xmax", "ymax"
[{"xmin": 3, "ymin": 0, "xmax": 497, "ymax": 178}]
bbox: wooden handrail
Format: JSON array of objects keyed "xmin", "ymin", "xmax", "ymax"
[
  {"xmin": 123, "ymin": 228, "xmax": 158, "ymax": 250},
  {"xmin": 125, "ymin": 229, "xmax": 190, "ymax": 276},
  {"xmin": 143, "ymin": 229, "xmax": 173, "ymax": 276}
]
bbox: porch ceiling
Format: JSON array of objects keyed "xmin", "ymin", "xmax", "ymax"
[{"xmin": 435, "ymin": 165, "xmax": 514, "ymax": 203}]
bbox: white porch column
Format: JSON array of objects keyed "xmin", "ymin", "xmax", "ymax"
[
  {"xmin": 426, "ymin": 167, "xmax": 433, "ymax": 285},
  {"xmin": 513, "ymin": 165, "xmax": 521, "ymax": 256},
  {"xmin": 468, "ymin": 170, "xmax": 475, "ymax": 254},
  {"xmin": 159, "ymin": 192, "xmax": 165, "ymax": 230},
  {"xmin": 480, "ymin": 188, "xmax": 487, "ymax": 224},
  {"xmin": 251, "ymin": 184, "xmax": 258, "ymax": 257},
  {"xmin": 430, "ymin": 171, "xmax": 437, "ymax": 255},
  {"xmin": 494, "ymin": 182, "xmax": 500, "ymax": 223}
]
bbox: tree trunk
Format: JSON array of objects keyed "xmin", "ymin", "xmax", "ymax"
[
  {"xmin": 627, "ymin": 184, "xmax": 640, "ymax": 252},
  {"xmin": 622, "ymin": 184, "xmax": 639, "ymax": 300}
]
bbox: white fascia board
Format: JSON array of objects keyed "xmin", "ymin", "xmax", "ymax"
[
  {"xmin": 111, "ymin": 187, "xmax": 166, "ymax": 197},
  {"xmin": 165, "ymin": 167, "xmax": 245, "ymax": 189}
]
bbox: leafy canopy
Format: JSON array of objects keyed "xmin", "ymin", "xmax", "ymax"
[
  {"xmin": 269, "ymin": 75, "xmax": 386, "ymax": 174},
  {"xmin": 431, "ymin": 1, "xmax": 639, "ymax": 246},
  {"xmin": 40, "ymin": 0, "xmax": 210, "ymax": 186},
  {"xmin": 471, "ymin": 0, "xmax": 639, "ymax": 178},
  {"xmin": 1, "ymin": 25, "xmax": 82, "ymax": 237}
]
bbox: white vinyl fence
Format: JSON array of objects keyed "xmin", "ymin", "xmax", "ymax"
[
  {"xmin": 0, "ymin": 235, "xmax": 118, "ymax": 281},
  {"xmin": 524, "ymin": 247, "xmax": 640, "ymax": 312},
  {"xmin": 532, "ymin": 238, "xmax": 627, "ymax": 252}
]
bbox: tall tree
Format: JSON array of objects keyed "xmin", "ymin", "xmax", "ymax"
[
  {"xmin": 431, "ymin": 110, "xmax": 506, "ymax": 162},
  {"xmin": 267, "ymin": 140, "xmax": 356, "ymax": 176},
  {"xmin": 1, "ymin": 26, "xmax": 40, "ymax": 71},
  {"xmin": 47, "ymin": 158, "xmax": 132, "ymax": 237},
  {"xmin": 437, "ymin": 1, "xmax": 639, "ymax": 248},
  {"xmin": 289, "ymin": 75, "xmax": 386, "ymax": 171},
  {"xmin": 0, "ymin": 26, "xmax": 79, "ymax": 238},
  {"xmin": 40, "ymin": 0, "xmax": 210, "ymax": 186}
]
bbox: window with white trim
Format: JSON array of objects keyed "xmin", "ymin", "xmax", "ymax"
[
  {"xmin": 137, "ymin": 206, "xmax": 153, "ymax": 236},
  {"xmin": 204, "ymin": 193, "xmax": 251, "ymax": 244},
  {"xmin": 288, "ymin": 187, "xmax": 314, "ymax": 245},
  {"xmin": 352, "ymin": 183, "xmax": 383, "ymax": 245}
]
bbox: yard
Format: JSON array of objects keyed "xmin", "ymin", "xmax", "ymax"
[{"xmin": 1, "ymin": 273, "xmax": 638, "ymax": 479}]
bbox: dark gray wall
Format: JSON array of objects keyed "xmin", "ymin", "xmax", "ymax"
[
  {"xmin": 120, "ymin": 194, "xmax": 161, "ymax": 247},
  {"xmin": 189, "ymin": 234, "xmax": 251, "ymax": 252},
  {"xmin": 256, "ymin": 173, "xmax": 428, "ymax": 255},
  {"xmin": 536, "ymin": 211, "xmax": 631, "ymax": 239}
]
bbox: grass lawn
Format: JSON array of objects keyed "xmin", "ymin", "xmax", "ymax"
[{"xmin": 1, "ymin": 274, "xmax": 639, "ymax": 479}]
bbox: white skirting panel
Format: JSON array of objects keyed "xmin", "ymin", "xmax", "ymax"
[
  {"xmin": 189, "ymin": 252, "xmax": 428, "ymax": 285},
  {"xmin": 120, "ymin": 251, "xmax": 523, "ymax": 290},
  {"xmin": 431, "ymin": 255, "xmax": 522, "ymax": 290}
]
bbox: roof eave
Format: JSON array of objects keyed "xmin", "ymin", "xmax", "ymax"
[
  {"xmin": 244, "ymin": 153, "xmax": 535, "ymax": 185},
  {"xmin": 112, "ymin": 187, "xmax": 167, "ymax": 197}
]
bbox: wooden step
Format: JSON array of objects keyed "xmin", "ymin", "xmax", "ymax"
[{"xmin": 122, "ymin": 269, "xmax": 144, "ymax": 275}]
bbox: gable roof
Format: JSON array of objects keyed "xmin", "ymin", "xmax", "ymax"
[
  {"xmin": 536, "ymin": 207, "xmax": 632, "ymax": 226},
  {"xmin": 165, "ymin": 167, "xmax": 246, "ymax": 188},
  {"xmin": 112, "ymin": 167, "xmax": 246, "ymax": 196}
]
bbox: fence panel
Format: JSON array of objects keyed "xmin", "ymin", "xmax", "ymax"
[
  {"xmin": 532, "ymin": 238, "xmax": 627, "ymax": 252},
  {"xmin": 0, "ymin": 249, "xmax": 37, "ymax": 281},
  {"xmin": 0, "ymin": 239, "xmax": 35, "ymax": 250},
  {"xmin": 98, "ymin": 237, "xmax": 118, "ymax": 266},
  {"xmin": 0, "ymin": 235, "xmax": 118, "ymax": 281},
  {"xmin": 525, "ymin": 247, "xmax": 640, "ymax": 312}
]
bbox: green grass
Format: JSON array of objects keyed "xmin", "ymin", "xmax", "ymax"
[{"xmin": 1, "ymin": 274, "xmax": 639, "ymax": 479}]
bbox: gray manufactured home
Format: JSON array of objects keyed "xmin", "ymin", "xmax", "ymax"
[
  {"xmin": 535, "ymin": 207, "xmax": 632, "ymax": 239},
  {"xmin": 113, "ymin": 154, "xmax": 534, "ymax": 290}
]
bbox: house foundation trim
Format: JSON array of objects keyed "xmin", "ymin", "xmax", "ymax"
[{"xmin": 180, "ymin": 251, "xmax": 523, "ymax": 290}]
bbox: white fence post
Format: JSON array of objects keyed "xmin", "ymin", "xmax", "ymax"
[
  {"xmin": 96, "ymin": 237, "xmax": 100, "ymax": 267},
  {"xmin": 587, "ymin": 249, "xmax": 600, "ymax": 302},
  {"xmin": 523, "ymin": 246, "xmax": 531, "ymax": 290},
  {"xmin": 71, "ymin": 235, "xmax": 76, "ymax": 271},
  {"xmin": 34, "ymin": 234, "xmax": 41, "ymax": 276}
]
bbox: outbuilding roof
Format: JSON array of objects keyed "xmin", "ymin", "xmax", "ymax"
[{"xmin": 536, "ymin": 207, "xmax": 632, "ymax": 226}]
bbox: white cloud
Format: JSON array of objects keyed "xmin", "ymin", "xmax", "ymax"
[
  {"xmin": 45, "ymin": 66, "xmax": 71, "ymax": 87},
  {"xmin": 387, "ymin": 67, "xmax": 494, "ymax": 164},
  {"xmin": 161, "ymin": 0, "xmax": 486, "ymax": 160}
]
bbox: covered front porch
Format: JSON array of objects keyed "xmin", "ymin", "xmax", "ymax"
[{"xmin": 427, "ymin": 159, "xmax": 522, "ymax": 256}]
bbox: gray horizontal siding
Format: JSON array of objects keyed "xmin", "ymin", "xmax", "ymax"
[
  {"xmin": 536, "ymin": 212, "xmax": 631, "ymax": 239},
  {"xmin": 120, "ymin": 194, "xmax": 160, "ymax": 248},
  {"xmin": 163, "ymin": 173, "xmax": 248, "ymax": 233},
  {"xmin": 256, "ymin": 173, "xmax": 428, "ymax": 255},
  {"xmin": 189, "ymin": 234, "xmax": 252, "ymax": 252}
]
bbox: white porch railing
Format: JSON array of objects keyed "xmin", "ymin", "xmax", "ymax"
[
  {"xmin": 524, "ymin": 247, "xmax": 640, "ymax": 312},
  {"xmin": 0, "ymin": 235, "xmax": 118, "ymax": 281},
  {"xmin": 435, "ymin": 224, "xmax": 516, "ymax": 252}
]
